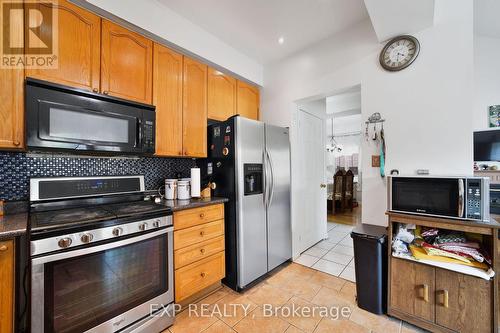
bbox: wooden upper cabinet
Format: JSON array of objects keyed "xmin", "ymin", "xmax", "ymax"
[
  {"xmin": 435, "ymin": 268, "xmax": 492, "ymax": 333},
  {"xmin": 153, "ymin": 44, "xmax": 183, "ymax": 157},
  {"xmin": 182, "ymin": 57, "xmax": 207, "ymax": 158},
  {"xmin": 207, "ymin": 68, "xmax": 236, "ymax": 121},
  {"xmin": 236, "ymin": 80, "xmax": 260, "ymax": 120},
  {"xmin": 101, "ymin": 20, "xmax": 153, "ymax": 104},
  {"xmin": 0, "ymin": 240, "xmax": 14, "ymax": 333},
  {"xmin": 26, "ymin": 0, "xmax": 101, "ymax": 92},
  {"xmin": 0, "ymin": 67, "xmax": 24, "ymax": 150}
]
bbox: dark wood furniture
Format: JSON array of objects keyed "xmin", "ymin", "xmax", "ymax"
[
  {"xmin": 344, "ymin": 170, "xmax": 354, "ymax": 212},
  {"xmin": 333, "ymin": 170, "xmax": 346, "ymax": 214},
  {"xmin": 387, "ymin": 212, "xmax": 499, "ymax": 333}
]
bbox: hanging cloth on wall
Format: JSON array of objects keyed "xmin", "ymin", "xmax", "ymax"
[{"xmin": 380, "ymin": 125, "xmax": 386, "ymax": 177}]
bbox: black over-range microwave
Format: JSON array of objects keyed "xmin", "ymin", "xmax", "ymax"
[
  {"xmin": 388, "ymin": 176, "xmax": 490, "ymax": 222},
  {"xmin": 26, "ymin": 78, "xmax": 156, "ymax": 155}
]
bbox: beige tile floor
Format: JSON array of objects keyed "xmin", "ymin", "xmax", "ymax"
[{"xmin": 163, "ymin": 263, "xmax": 427, "ymax": 333}]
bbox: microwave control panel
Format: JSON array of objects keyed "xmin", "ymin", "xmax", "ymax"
[{"xmin": 466, "ymin": 179, "xmax": 482, "ymax": 220}]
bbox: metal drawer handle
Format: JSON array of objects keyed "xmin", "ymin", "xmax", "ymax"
[
  {"xmin": 200, "ymin": 213, "xmax": 205, "ymax": 218},
  {"xmin": 200, "ymin": 272, "xmax": 206, "ymax": 278},
  {"xmin": 0, "ymin": 245, "xmax": 8, "ymax": 252},
  {"xmin": 200, "ymin": 231, "xmax": 205, "ymax": 236},
  {"xmin": 200, "ymin": 248, "xmax": 205, "ymax": 254},
  {"xmin": 419, "ymin": 284, "xmax": 429, "ymax": 302},
  {"xmin": 438, "ymin": 290, "xmax": 449, "ymax": 308}
]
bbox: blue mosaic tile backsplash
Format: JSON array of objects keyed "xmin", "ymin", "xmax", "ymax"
[{"xmin": 0, "ymin": 152, "xmax": 196, "ymax": 201}]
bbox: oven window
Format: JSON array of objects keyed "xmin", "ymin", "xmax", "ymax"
[
  {"xmin": 392, "ymin": 178, "xmax": 460, "ymax": 217},
  {"xmin": 44, "ymin": 235, "xmax": 168, "ymax": 333},
  {"xmin": 49, "ymin": 108, "xmax": 130, "ymax": 143}
]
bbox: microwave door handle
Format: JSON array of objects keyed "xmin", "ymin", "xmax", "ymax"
[
  {"xmin": 458, "ymin": 179, "xmax": 465, "ymax": 218},
  {"xmin": 137, "ymin": 119, "xmax": 143, "ymax": 147}
]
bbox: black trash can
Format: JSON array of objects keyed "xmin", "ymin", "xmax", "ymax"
[{"xmin": 350, "ymin": 224, "xmax": 388, "ymax": 315}]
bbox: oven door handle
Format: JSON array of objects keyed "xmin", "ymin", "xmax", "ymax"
[
  {"xmin": 32, "ymin": 227, "xmax": 173, "ymax": 265},
  {"xmin": 458, "ymin": 179, "xmax": 465, "ymax": 218}
]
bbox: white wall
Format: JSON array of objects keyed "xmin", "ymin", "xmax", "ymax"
[
  {"xmin": 262, "ymin": 0, "xmax": 474, "ymax": 228},
  {"xmin": 86, "ymin": 0, "xmax": 263, "ymax": 85},
  {"xmin": 474, "ymin": 35, "xmax": 500, "ymax": 130}
]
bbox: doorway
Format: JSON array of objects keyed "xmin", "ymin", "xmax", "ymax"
[{"xmin": 292, "ymin": 86, "xmax": 362, "ymax": 282}]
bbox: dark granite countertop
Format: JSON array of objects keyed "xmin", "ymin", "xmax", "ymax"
[
  {"xmin": 0, "ymin": 213, "xmax": 28, "ymax": 240},
  {"xmin": 158, "ymin": 197, "xmax": 229, "ymax": 212}
]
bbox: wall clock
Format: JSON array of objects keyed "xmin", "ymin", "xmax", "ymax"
[{"xmin": 379, "ymin": 35, "xmax": 420, "ymax": 71}]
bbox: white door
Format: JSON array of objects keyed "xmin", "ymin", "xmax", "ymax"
[{"xmin": 295, "ymin": 109, "xmax": 327, "ymax": 255}]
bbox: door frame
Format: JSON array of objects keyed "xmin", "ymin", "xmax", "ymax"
[{"xmin": 290, "ymin": 105, "xmax": 327, "ymax": 259}]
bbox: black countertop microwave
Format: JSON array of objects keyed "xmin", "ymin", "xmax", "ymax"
[
  {"xmin": 388, "ymin": 176, "xmax": 490, "ymax": 222},
  {"xmin": 26, "ymin": 78, "xmax": 156, "ymax": 155}
]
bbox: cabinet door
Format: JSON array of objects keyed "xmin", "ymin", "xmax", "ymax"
[
  {"xmin": 26, "ymin": 0, "xmax": 100, "ymax": 92},
  {"xmin": 101, "ymin": 20, "xmax": 153, "ymax": 104},
  {"xmin": 207, "ymin": 68, "xmax": 236, "ymax": 121},
  {"xmin": 153, "ymin": 44, "xmax": 183, "ymax": 156},
  {"xmin": 0, "ymin": 67, "xmax": 24, "ymax": 150},
  {"xmin": 435, "ymin": 268, "xmax": 492, "ymax": 333},
  {"xmin": 390, "ymin": 258, "xmax": 435, "ymax": 322},
  {"xmin": 236, "ymin": 80, "xmax": 260, "ymax": 120},
  {"xmin": 0, "ymin": 240, "xmax": 14, "ymax": 333},
  {"xmin": 182, "ymin": 57, "xmax": 207, "ymax": 157}
]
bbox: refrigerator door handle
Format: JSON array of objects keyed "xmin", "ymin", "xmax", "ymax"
[
  {"xmin": 267, "ymin": 149, "xmax": 275, "ymax": 207},
  {"xmin": 263, "ymin": 150, "xmax": 268, "ymax": 207}
]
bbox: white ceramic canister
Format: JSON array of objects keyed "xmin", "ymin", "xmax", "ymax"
[
  {"xmin": 164, "ymin": 179, "xmax": 178, "ymax": 200},
  {"xmin": 177, "ymin": 180, "xmax": 191, "ymax": 200}
]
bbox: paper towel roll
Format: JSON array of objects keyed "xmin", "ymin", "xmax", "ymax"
[{"xmin": 190, "ymin": 168, "xmax": 201, "ymax": 197}]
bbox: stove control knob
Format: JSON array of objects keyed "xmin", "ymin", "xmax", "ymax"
[
  {"xmin": 153, "ymin": 220, "xmax": 161, "ymax": 228},
  {"xmin": 80, "ymin": 233, "xmax": 93, "ymax": 243},
  {"xmin": 58, "ymin": 238, "xmax": 72, "ymax": 249},
  {"xmin": 139, "ymin": 223, "xmax": 148, "ymax": 231},
  {"xmin": 112, "ymin": 227, "xmax": 123, "ymax": 237}
]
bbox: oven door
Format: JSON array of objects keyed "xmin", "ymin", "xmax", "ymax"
[
  {"xmin": 31, "ymin": 228, "xmax": 173, "ymax": 333},
  {"xmin": 390, "ymin": 177, "xmax": 464, "ymax": 218}
]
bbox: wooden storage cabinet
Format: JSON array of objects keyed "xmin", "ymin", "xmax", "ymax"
[
  {"xmin": 208, "ymin": 68, "xmax": 236, "ymax": 121},
  {"xmin": 388, "ymin": 213, "xmax": 498, "ymax": 333},
  {"xmin": 390, "ymin": 258, "xmax": 435, "ymax": 322},
  {"xmin": 236, "ymin": 80, "xmax": 260, "ymax": 120},
  {"xmin": 435, "ymin": 268, "xmax": 492, "ymax": 333},
  {"xmin": 173, "ymin": 204, "xmax": 225, "ymax": 302},
  {"xmin": 153, "ymin": 43, "xmax": 183, "ymax": 156},
  {"xmin": 182, "ymin": 57, "xmax": 207, "ymax": 158},
  {"xmin": 0, "ymin": 67, "xmax": 24, "ymax": 150},
  {"xmin": 0, "ymin": 240, "xmax": 14, "ymax": 333},
  {"xmin": 101, "ymin": 20, "xmax": 153, "ymax": 104},
  {"xmin": 26, "ymin": 0, "xmax": 101, "ymax": 92}
]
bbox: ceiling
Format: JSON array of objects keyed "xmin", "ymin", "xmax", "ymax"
[
  {"xmin": 475, "ymin": 0, "xmax": 500, "ymax": 38},
  {"xmin": 157, "ymin": 0, "xmax": 369, "ymax": 64}
]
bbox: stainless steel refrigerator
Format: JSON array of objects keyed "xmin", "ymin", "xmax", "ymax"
[{"xmin": 205, "ymin": 116, "xmax": 291, "ymax": 290}]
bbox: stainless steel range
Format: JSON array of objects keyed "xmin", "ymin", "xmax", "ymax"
[{"xmin": 28, "ymin": 176, "xmax": 174, "ymax": 333}]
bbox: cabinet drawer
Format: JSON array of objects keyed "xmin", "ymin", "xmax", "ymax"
[
  {"xmin": 174, "ymin": 220, "xmax": 224, "ymax": 250},
  {"xmin": 175, "ymin": 235, "xmax": 224, "ymax": 269},
  {"xmin": 173, "ymin": 204, "xmax": 224, "ymax": 230},
  {"xmin": 175, "ymin": 252, "xmax": 225, "ymax": 302}
]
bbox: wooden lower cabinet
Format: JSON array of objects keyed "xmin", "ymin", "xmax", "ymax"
[
  {"xmin": 0, "ymin": 240, "xmax": 14, "ymax": 333},
  {"xmin": 435, "ymin": 268, "xmax": 492, "ymax": 333},
  {"xmin": 390, "ymin": 258, "xmax": 493, "ymax": 333},
  {"xmin": 390, "ymin": 258, "xmax": 435, "ymax": 322},
  {"xmin": 173, "ymin": 204, "xmax": 225, "ymax": 303}
]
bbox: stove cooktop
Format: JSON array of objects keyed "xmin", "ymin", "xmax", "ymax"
[{"xmin": 30, "ymin": 200, "xmax": 170, "ymax": 233}]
